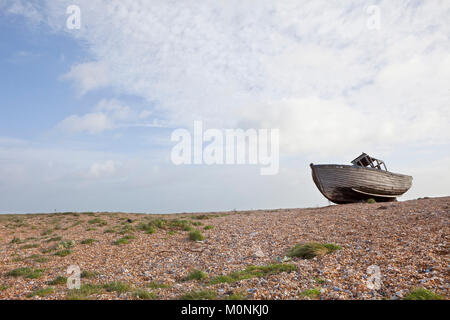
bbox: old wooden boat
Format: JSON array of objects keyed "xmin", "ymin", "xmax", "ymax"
[{"xmin": 310, "ymin": 153, "xmax": 412, "ymax": 204}]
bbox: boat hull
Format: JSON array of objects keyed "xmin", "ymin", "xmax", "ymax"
[{"xmin": 310, "ymin": 164, "xmax": 412, "ymax": 204}]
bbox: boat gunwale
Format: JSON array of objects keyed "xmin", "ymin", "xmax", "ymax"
[{"xmin": 310, "ymin": 164, "xmax": 413, "ymax": 180}]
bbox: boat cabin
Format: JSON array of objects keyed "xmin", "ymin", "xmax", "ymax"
[{"xmin": 351, "ymin": 153, "xmax": 387, "ymax": 171}]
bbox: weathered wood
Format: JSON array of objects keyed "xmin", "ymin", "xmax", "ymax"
[{"xmin": 310, "ymin": 163, "xmax": 412, "ymax": 204}]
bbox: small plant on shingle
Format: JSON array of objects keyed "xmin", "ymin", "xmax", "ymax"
[
  {"xmin": 27, "ymin": 287, "xmax": 54, "ymax": 298},
  {"xmin": 287, "ymin": 243, "xmax": 341, "ymax": 259},
  {"xmin": 404, "ymin": 288, "xmax": 443, "ymax": 300},
  {"xmin": 103, "ymin": 281, "xmax": 132, "ymax": 293},
  {"xmin": 112, "ymin": 235, "xmax": 135, "ymax": 245},
  {"xmin": 189, "ymin": 230, "xmax": 205, "ymax": 241},
  {"xmin": 48, "ymin": 276, "xmax": 67, "ymax": 285},
  {"xmin": 80, "ymin": 239, "xmax": 96, "ymax": 245},
  {"xmin": 81, "ymin": 270, "xmax": 98, "ymax": 279},
  {"xmin": 367, "ymin": 198, "xmax": 376, "ymax": 204},
  {"xmin": 180, "ymin": 289, "xmax": 217, "ymax": 300},
  {"xmin": 204, "ymin": 225, "xmax": 214, "ymax": 230},
  {"xmin": 54, "ymin": 249, "xmax": 72, "ymax": 257},
  {"xmin": 132, "ymin": 288, "xmax": 156, "ymax": 300},
  {"xmin": 299, "ymin": 288, "xmax": 321, "ymax": 299},
  {"xmin": 147, "ymin": 282, "xmax": 171, "ymax": 289},
  {"xmin": 7, "ymin": 267, "xmax": 44, "ymax": 279},
  {"xmin": 184, "ymin": 269, "xmax": 207, "ymax": 281}
]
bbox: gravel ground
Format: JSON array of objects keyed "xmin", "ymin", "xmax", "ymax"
[{"xmin": 0, "ymin": 197, "xmax": 448, "ymax": 300}]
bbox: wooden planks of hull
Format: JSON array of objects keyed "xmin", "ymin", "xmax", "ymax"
[{"xmin": 310, "ymin": 164, "xmax": 412, "ymax": 204}]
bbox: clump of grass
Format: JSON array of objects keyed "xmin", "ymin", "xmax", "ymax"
[
  {"xmin": 367, "ymin": 198, "xmax": 377, "ymax": 204},
  {"xmin": 112, "ymin": 235, "xmax": 135, "ymax": 245},
  {"xmin": 45, "ymin": 236, "xmax": 62, "ymax": 243},
  {"xmin": 27, "ymin": 287, "xmax": 54, "ymax": 298},
  {"xmin": 7, "ymin": 267, "xmax": 44, "ymax": 279},
  {"xmin": 20, "ymin": 243, "xmax": 40, "ymax": 249},
  {"xmin": 103, "ymin": 281, "xmax": 132, "ymax": 293},
  {"xmin": 209, "ymin": 263, "xmax": 296, "ymax": 285},
  {"xmin": 10, "ymin": 237, "xmax": 23, "ymax": 244},
  {"xmin": 184, "ymin": 269, "xmax": 207, "ymax": 281},
  {"xmin": 88, "ymin": 218, "xmax": 107, "ymax": 226},
  {"xmin": 147, "ymin": 282, "xmax": 171, "ymax": 289},
  {"xmin": 192, "ymin": 215, "xmax": 210, "ymax": 220},
  {"xmin": 66, "ymin": 283, "xmax": 103, "ymax": 300},
  {"xmin": 287, "ymin": 243, "xmax": 341, "ymax": 259},
  {"xmin": 117, "ymin": 224, "xmax": 135, "ymax": 235},
  {"xmin": 28, "ymin": 254, "xmax": 49, "ymax": 263},
  {"xmin": 314, "ymin": 277, "xmax": 325, "ymax": 285},
  {"xmin": 191, "ymin": 221, "xmax": 203, "ymax": 226},
  {"xmin": 180, "ymin": 289, "xmax": 217, "ymax": 300},
  {"xmin": 41, "ymin": 229, "xmax": 53, "ymax": 236},
  {"xmin": 404, "ymin": 288, "xmax": 443, "ymax": 300},
  {"xmin": 137, "ymin": 223, "xmax": 155, "ymax": 233},
  {"xmin": 189, "ymin": 230, "xmax": 205, "ymax": 241},
  {"xmin": 299, "ymin": 288, "xmax": 321, "ymax": 299},
  {"xmin": 54, "ymin": 249, "xmax": 72, "ymax": 257},
  {"xmin": 0, "ymin": 285, "xmax": 11, "ymax": 291},
  {"xmin": 167, "ymin": 231, "xmax": 176, "ymax": 235},
  {"xmin": 80, "ymin": 238, "xmax": 96, "ymax": 245},
  {"xmin": 225, "ymin": 291, "xmax": 247, "ymax": 300},
  {"xmin": 81, "ymin": 270, "xmax": 98, "ymax": 279},
  {"xmin": 132, "ymin": 288, "xmax": 156, "ymax": 300},
  {"xmin": 204, "ymin": 225, "xmax": 214, "ymax": 230},
  {"xmin": 48, "ymin": 276, "xmax": 67, "ymax": 285},
  {"xmin": 57, "ymin": 240, "xmax": 76, "ymax": 249}
]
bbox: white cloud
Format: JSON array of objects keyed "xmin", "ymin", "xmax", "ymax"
[
  {"xmin": 88, "ymin": 160, "xmax": 117, "ymax": 178},
  {"xmin": 57, "ymin": 99, "xmax": 154, "ymax": 134},
  {"xmin": 28, "ymin": 0, "xmax": 448, "ymax": 155},
  {"xmin": 62, "ymin": 61, "xmax": 110, "ymax": 95}
]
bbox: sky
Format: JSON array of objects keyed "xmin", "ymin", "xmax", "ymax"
[{"xmin": 0, "ymin": 0, "xmax": 449, "ymax": 214}]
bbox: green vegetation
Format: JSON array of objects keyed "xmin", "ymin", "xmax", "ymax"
[
  {"xmin": 209, "ymin": 263, "xmax": 296, "ymax": 285},
  {"xmin": 287, "ymin": 243, "xmax": 341, "ymax": 259},
  {"xmin": 45, "ymin": 236, "xmax": 62, "ymax": 242},
  {"xmin": 54, "ymin": 249, "xmax": 73, "ymax": 257},
  {"xmin": 41, "ymin": 229, "xmax": 53, "ymax": 236},
  {"xmin": 0, "ymin": 285, "xmax": 10, "ymax": 291},
  {"xmin": 189, "ymin": 230, "xmax": 205, "ymax": 241},
  {"xmin": 27, "ymin": 287, "xmax": 54, "ymax": 298},
  {"xmin": 80, "ymin": 238, "xmax": 97, "ymax": 245},
  {"xmin": 184, "ymin": 269, "xmax": 207, "ymax": 281},
  {"xmin": 20, "ymin": 243, "xmax": 40, "ymax": 249},
  {"xmin": 204, "ymin": 225, "xmax": 214, "ymax": 230},
  {"xmin": 180, "ymin": 289, "xmax": 217, "ymax": 300},
  {"xmin": 48, "ymin": 276, "xmax": 67, "ymax": 285},
  {"xmin": 10, "ymin": 237, "xmax": 23, "ymax": 244},
  {"xmin": 404, "ymin": 288, "xmax": 443, "ymax": 300},
  {"xmin": 192, "ymin": 215, "xmax": 210, "ymax": 220},
  {"xmin": 112, "ymin": 235, "xmax": 135, "ymax": 245},
  {"xmin": 225, "ymin": 291, "xmax": 247, "ymax": 300},
  {"xmin": 66, "ymin": 284, "xmax": 103, "ymax": 300},
  {"xmin": 132, "ymin": 288, "xmax": 156, "ymax": 300},
  {"xmin": 81, "ymin": 270, "xmax": 98, "ymax": 279},
  {"xmin": 28, "ymin": 254, "xmax": 49, "ymax": 263},
  {"xmin": 147, "ymin": 282, "xmax": 171, "ymax": 289},
  {"xmin": 103, "ymin": 281, "xmax": 132, "ymax": 293},
  {"xmin": 88, "ymin": 218, "xmax": 107, "ymax": 226},
  {"xmin": 7, "ymin": 267, "xmax": 44, "ymax": 279},
  {"xmin": 314, "ymin": 277, "xmax": 325, "ymax": 285},
  {"xmin": 367, "ymin": 198, "xmax": 377, "ymax": 204},
  {"xmin": 299, "ymin": 288, "xmax": 321, "ymax": 299}
]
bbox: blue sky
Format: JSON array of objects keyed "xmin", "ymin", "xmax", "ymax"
[{"xmin": 0, "ymin": 1, "xmax": 449, "ymax": 214}]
